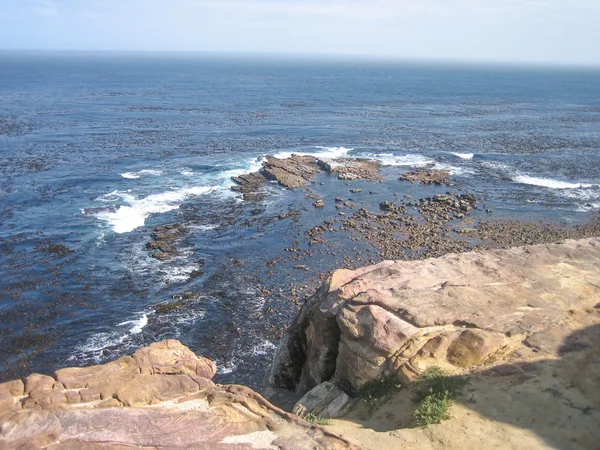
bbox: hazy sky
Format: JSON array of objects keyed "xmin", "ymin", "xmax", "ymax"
[{"xmin": 1, "ymin": 0, "xmax": 599, "ymax": 65}]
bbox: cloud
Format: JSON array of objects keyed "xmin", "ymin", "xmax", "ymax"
[
  {"xmin": 181, "ymin": 0, "xmax": 564, "ymax": 20},
  {"xmin": 31, "ymin": 0, "xmax": 59, "ymax": 17}
]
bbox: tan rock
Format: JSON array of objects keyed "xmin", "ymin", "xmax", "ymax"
[
  {"xmin": 446, "ymin": 329, "xmax": 507, "ymax": 368},
  {"xmin": 0, "ymin": 380, "xmax": 25, "ymax": 397},
  {"xmin": 272, "ymin": 238, "xmax": 600, "ymax": 392},
  {"xmin": 24, "ymin": 374, "xmax": 56, "ymax": 395},
  {"xmin": 0, "ymin": 341, "xmax": 356, "ymax": 450}
]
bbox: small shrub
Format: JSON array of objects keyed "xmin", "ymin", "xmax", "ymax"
[
  {"xmin": 412, "ymin": 367, "xmax": 467, "ymax": 427},
  {"xmin": 356, "ymin": 375, "xmax": 402, "ymax": 411},
  {"xmin": 303, "ymin": 412, "xmax": 332, "ymax": 425},
  {"xmin": 414, "ymin": 391, "xmax": 452, "ymax": 426}
]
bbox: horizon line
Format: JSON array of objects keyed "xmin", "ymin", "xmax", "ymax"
[{"xmin": 1, "ymin": 48, "xmax": 600, "ymax": 70}]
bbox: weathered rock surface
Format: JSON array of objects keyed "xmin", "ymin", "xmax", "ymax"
[
  {"xmin": 400, "ymin": 169, "xmax": 450, "ymax": 185},
  {"xmin": 0, "ymin": 340, "xmax": 356, "ymax": 450},
  {"xmin": 231, "ymin": 154, "xmax": 382, "ymax": 199},
  {"xmin": 146, "ymin": 223, "xmax": 188, "ymax": 260},
  {"xmin": 317, "ymin": 158, "xmax": 381, "ymax": 181},
  {"xmin": 270, "ymin": 237, "xmax": 600, "ymax": 395}
]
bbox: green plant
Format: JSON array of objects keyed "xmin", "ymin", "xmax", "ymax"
[
  {"xmin": 303, "ymin": 412, "xmax": 332, "ymax": 425},
  {"xmin": 412, "ymin": 367, "xmax": 467, "ymax": 427},
  {"xmin": 414, "ymin": 390, "xmax": 452, "ymax": 426},
  {"xmin": 356, "ymin": 375, "xmax": 402, "ymax": 411}
]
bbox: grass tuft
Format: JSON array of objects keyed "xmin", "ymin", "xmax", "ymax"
[
  {"xmin": 412, "ymin": 367, "xmax": 467, "ymax": 427},
  {"xmin": 303, "ymin": 412, "xmax": 332, "ymax": 425},
  {"xmin": 356, "ymin": 375, "xmax": 403, "ymax": 411}
]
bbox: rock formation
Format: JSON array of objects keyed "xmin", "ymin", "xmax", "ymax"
[
  {"xmin": 400, "ymin": 169, "xmax": 450, "ymax": 185},
  {"xmin": 231, "ymin": 154, "xmax": 382, "ymax": 200},
  {"xmin": 0, "ymin": 340, "xmax": 356, "ymax": 449},
  {"xmin": 270, "ymin": 237, "xmax": 600, "ymax": 406}
]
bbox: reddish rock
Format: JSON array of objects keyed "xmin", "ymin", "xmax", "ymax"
[
  {"xmin": 0, "ymin": 340, "xmax": 356, "ymax": 450},
  {"xmin": 271, "ymin": 238, "xmax": 600, "ymax": 395}
]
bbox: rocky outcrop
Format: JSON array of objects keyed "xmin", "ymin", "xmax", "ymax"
[
  {"xmin": 270, "ymin": 238, "xmax": 600, "ymax": 400},
  {"xmin": 400, "ymin": 168, "xmax": 450, "ymax": 185},
  {"xmin": 231, "ymin": 154, "xmax": 382, "ymax": 200},
  {"xmin": 317, "ymin": 158, "xmax": 381, "ymax": 181},
  {"xmin": 0, "ymin": 340, "xmax": 356, "ymax": 449},
  {"xmin": 146, "ymin": 223, "xmax": 188, "ymax": 261}
]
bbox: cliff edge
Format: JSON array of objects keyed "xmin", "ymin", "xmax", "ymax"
[
  {"xmin": 270, "ymin": 237, "xmax": 600, "ymax": 449},
  {"xmin": 0, "ymin": 340, "xmax": 356, "ymax": 449}
]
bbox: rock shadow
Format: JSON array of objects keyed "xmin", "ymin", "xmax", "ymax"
[{"xmin": 346, "ymin": 324, "xmax": 600, "ymax": 449}]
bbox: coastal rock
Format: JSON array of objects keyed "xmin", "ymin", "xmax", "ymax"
[
  {"xmin": 317, "ymin": 158, "xmax": 381, "ymax": 181},
  {"xmin": 0, "ymin": 340, "xmax": 356, "ymax": 450},
  {"xmin": 146, "ymin": 224, "xmax": 188, "ymax": 260},
  {"xmin": 230, "ymin": 154, "xmax": 383, "ymax": 199},
  {"xmin": 400, "ymin": 169, "xmax": 450, "ymax": 185},
  {"xmin": 261, "ymin": 155, "xmax": 322, "ymax": 189},
  {"xmin": 270, "ymin": 238, "xmax": 600, "ymax": 394},
  {"xmin": 293, "ymin": 381, "xmax": 355, "ymax": 419}
]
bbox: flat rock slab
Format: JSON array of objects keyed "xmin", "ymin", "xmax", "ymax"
[{"xmin": 0, "ymin": 340, "xmax": 356, "ymax": 450}]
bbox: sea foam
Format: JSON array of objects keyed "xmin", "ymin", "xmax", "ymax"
[
  {"xmin": 370, "ymin": 153, "xmax": 435, "ymax": 167},
  {"xmin": 450, "ymin": 152, "xmax": 474, "ymax": 159},
  {"xmin": 513, "ymin": 175, "xmax": 595, "ymax": 190},
  {"xmin": 96, "ymin": 186, "xmax": 216, "ymax": 233},
  {"xmin": 120, "ymin": 169, "xmax": 164, "ymax": 179}
]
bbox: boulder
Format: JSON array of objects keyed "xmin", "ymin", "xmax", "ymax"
[{"xmin": 293, "ymin": 381, "xmax": 355, "ymax": 419}]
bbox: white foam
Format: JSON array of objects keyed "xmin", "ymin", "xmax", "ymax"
[
  {"xmin": 118, "ymin": 314, "xmax": 148, "ymax": 334},
  {"xmin": 272, "ymin": 146, "xmax": 353, "ymax": 160},
  {"xmin": 435, "ymin": 163, "xmax": 476, "ymax": 176},
  {"xmin": 513, "ymin": 175, "xmax": 595, "ymax": 190},
  {"xmin": 120, "ymin": 169, "xmax": 163, "ymax": 179},
  {"xmin": 450, "ymin": 152, "xmax": 474, "ymax": 159},
  {"xmin": 370, "ymin": 153, "xmax": 435, "ymax": 167},
  {"xmin": 217, "ymin": 358, "xmax": 239, "ymax": 375},
  {"xmin": 96, "ymin": 186, "xmax": 216, "ymax": 233},
  {"xmin": 251, "ymin": 340, "xmax": 276, "ymax": 356}
]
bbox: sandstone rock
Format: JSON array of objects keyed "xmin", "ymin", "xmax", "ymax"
[
  {"xmin": 0, "ymin": 380, "xmax": 24, "ymax": 397},
  {"xmin": 318, "ymin": 158, "xmax": 381, "ymax": 181},
  {"xmin": 0, "ymin": 340, "xmax": 356, "ymax": 450},
  {"xmin": 293, "ymin": 381, "xmax": 355, "ymax": 419},
  {"xmin": 271, "ymin": 238, "xmax": 600, "ymax": 397}
]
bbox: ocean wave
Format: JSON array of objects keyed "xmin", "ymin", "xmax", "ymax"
[
  {"xmin": 117, "ymin": 313, "xmax": 149, "ymax": 335},
  {"xmin": 513, "ymin": 175, "xmax": 595, "ymax": 190},
  {"xmin": 272, "ymin": 146, "xmax": 353, "ymax": 160},
  {"xmin": 435, "ymin": 163, "xmax": 476, "ymax": 176},
  {"xmin": 370, "ymin": 153, "xmax": 435, "ymax": 167},
  {"xmin": 95, "ymin": 185, "xmax": 216, "ymax": 233},
  {"xmin": 450, "ymin": 152, "xmax": 474, "ymax": 159},
  {"xmin": 251, "ymin": 340, "xmax": 276, "ymax": 356},
  {"xmin": 120, "ymin": 169, "xmax": 164, "ymax": 179}
]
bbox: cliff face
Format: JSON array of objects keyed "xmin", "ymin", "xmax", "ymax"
[
  {"xmin": 270, "ymin": 238, "xmax": 600, "ymax": 394},
  {"xmin": 0, "ymin": 340, "xmax": 356, "ymax": 450}
]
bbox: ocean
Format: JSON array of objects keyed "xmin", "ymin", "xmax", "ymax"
[{"xmin": 1, "ymin": 51, "xmax": 599, "ymax": 389}]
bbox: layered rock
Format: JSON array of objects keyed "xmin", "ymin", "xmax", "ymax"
[
  {"xmin": 0, "ymin": 340, "xmax": 356, "ymax": 449},
  {"xmin": 400, "ymin": 168, "xmax": 450, "ymax": 185},
  {"xmin": 270, "ymin": 238, "xmax": 600, "ymax": 399},
  {"xmin": 231, "ymin": 154, "xmax": 382, "ymax": 199}
]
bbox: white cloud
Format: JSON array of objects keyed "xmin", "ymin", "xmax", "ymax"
[{"xmin": 31, "ymin": 0, "xmax": 59, "ymax": 17}]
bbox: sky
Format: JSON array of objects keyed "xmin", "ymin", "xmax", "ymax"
[{"xmin": 1, "ymin": 0, "xmax": 599, "ymax": 66}]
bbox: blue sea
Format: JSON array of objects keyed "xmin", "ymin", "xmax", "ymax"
[{"xmin": 1, "ymin": 51, "xmax": 599, "ymax": 389}]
